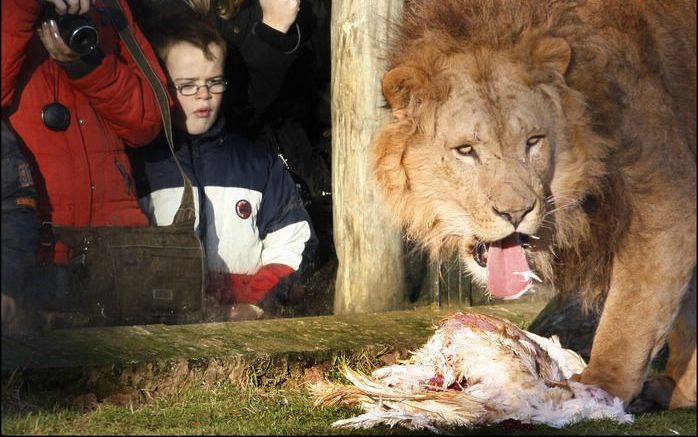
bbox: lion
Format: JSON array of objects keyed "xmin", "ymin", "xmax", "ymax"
[{"xmin": 371, "ymin": 0, "xmax": 696, "ymax": 411}]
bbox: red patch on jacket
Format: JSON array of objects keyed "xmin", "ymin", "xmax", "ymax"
[{"xmin": 235, "ymin": 199, "xmax": 252, "ymax": 219}]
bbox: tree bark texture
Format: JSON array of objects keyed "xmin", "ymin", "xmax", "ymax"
[{"xmin": 331, "ymin": 0, "xmax": 406, "ymax": 314}]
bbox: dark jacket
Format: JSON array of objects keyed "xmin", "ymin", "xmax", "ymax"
[
  {"xmin": 223, "ymin": 0, "xmax": 332, "ymax": 205},
  {"xmin": 128, "ymin": 117, "xmax": 318, "ymax": 305},
  {"xmin": 214, "ymin": 0, "xmax": 318, "ymax": 136},
  {"xmin": 1, "ymin": 120, "xmax": 38, "ymax": 298}
]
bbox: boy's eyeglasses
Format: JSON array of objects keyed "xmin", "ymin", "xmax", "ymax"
[{"xmin": 171, "ymin": 80, "xmax": 228, "ymax": 96}]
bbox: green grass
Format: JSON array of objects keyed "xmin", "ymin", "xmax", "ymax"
[{"xmin": 2, "ymin": 378, "xmax": 696, "ymax": 436}]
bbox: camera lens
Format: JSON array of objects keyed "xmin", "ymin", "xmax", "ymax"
[
  {"xmin": 43, "ymin": 7, "xmax": 99, "ymax": 57},
  {"xmin": 66, "ymin": 25, "xmax": 98, "ymax": 56}
]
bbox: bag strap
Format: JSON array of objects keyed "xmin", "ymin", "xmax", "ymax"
[{"xmin": 102, "ymin": 0, "xmax": 196, "ymax": 227}]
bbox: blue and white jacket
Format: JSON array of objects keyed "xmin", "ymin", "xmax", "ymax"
[{"xmin": 129, "ymin": 118, "xmax": 317, "ymax": 297}]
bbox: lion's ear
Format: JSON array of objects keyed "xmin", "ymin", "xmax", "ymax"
[
  {"xmin": 382, "ymin": 66, "xmax": 429, "ymax": 116},
  {"xmin": 531, "ymin": 37, "xmax": 571, "ymax": 77}
]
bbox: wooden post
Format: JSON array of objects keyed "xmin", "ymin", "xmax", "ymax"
[{"xmin": 331, "ymin": 0, "xmax": 406, "ymax": 314}]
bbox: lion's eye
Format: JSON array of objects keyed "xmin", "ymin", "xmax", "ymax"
[
  {"xmin": 454, "ymin": 144, "xmax": 474, "ymax": 156},
  {"xmin": 526, "ymin": 135, "xmax": 545, "ymax": 148}
]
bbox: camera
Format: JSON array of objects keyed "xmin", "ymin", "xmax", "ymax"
[{"xmin": 42, "ymin": 3, "xmax": 99, "ymax": 56}]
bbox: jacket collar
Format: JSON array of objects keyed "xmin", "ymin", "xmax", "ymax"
[{"xmin": 173, "ymin": 116, "xmax": 226, "ymax": 149}]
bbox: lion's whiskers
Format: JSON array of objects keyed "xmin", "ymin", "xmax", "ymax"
[{"xmin": 542, "ymin": 196, "xmax": 582, "ymax": 219}]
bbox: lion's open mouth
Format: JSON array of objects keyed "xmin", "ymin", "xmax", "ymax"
[
  {"xmin": 473, "ymin": 233, "xmax": 532, "ymax": 268},
  {"xmin": 472, "ymin": 233, "xmax": 540, "ymax": 300}
]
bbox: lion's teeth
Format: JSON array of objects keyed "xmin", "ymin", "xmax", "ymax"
[{"xmin": 513, "ymin": 270, "xmax": 542, "ymax": 283}]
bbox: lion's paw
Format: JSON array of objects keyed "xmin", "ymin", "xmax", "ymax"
[{"xmin": 627, "ymin": 376, "xmax": 674, "ymax": 413}]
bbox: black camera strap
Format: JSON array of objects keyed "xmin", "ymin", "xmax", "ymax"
[{"xmin": 102, "ymin": 0, "xmax": 196, "ymax": 228}]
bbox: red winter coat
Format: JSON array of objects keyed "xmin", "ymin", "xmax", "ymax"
[{"xmin": 1, "ymin": 0, "xmax": 169, "ymax": 260}]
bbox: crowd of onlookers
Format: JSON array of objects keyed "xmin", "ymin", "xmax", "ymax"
[{"xmin": 1, "ymin": 0, "xmax": 331, "ymax": 331}]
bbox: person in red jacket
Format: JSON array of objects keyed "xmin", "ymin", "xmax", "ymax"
[{"xmin": 1, "ymin": 0, "xmax": 169, "ymax": 264}]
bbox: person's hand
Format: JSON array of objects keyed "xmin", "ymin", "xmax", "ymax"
[
  {"xmin": 43, "ymin": 0, "xmax": 92, "ymax": 16},
  {"xmin": 37, "ymin": 20, "xmax": 80, "ymax": 62},
  {"xmin": 201, "ymin": 296, "xmax": 264, "ymax": 322},
  {"xmin": 260, "ymin": 0, "xmax": 300, "ymax": 34},
  {"xmin": 37, "ymin": 0, "xmax": 93, "ymax": 63},
  {"xmin": 226, "ymin": 303, "xmax": 264, "ymax": 321}
]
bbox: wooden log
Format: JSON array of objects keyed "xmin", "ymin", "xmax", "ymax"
[
  {"xmin": 331, "ymin": 0, "xmax": 407, "ymax": 314},
  {"xmin": 2, "ymin": 302, "xmax": 546, "ymax": 401}
]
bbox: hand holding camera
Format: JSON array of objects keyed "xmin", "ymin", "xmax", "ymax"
[{"xmin": 37, "ymin": 0, "xmax": 98, "ymax": 61}]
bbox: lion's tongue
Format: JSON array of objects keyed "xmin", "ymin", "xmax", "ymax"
[{"xmin": 486, "ymin": 234, "xmax": 531, "ymax": 299}]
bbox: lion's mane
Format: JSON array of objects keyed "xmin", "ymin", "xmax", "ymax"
[{"xmin": 372, "ymin": 0, "xmax": 696, "ymax": 310}]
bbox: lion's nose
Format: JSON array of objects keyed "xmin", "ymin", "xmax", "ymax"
[{"xmin": 492, "ymin": 201, "xmax": 536, "ymax": 228}]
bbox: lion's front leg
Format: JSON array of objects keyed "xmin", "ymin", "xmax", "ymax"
[
  {"xmin": 664, "ymin": 272, "xmax": 696, "ymax": 409},
  {"xmin": 625, "ymin": 273, "xmax": 696, "ymax": 412},
  {"xmin": 577, "ymin": 236, "xmax": 696, "ymax": 408}
]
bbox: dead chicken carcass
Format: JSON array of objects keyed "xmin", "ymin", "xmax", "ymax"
[{"xmin": 311, "ymin": 312, "xmax": 632, "ymax": 432}]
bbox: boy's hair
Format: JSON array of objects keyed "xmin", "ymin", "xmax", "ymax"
[{"xmin": 146, "ymin": 11, "xmax": 227, "ymax": 64}]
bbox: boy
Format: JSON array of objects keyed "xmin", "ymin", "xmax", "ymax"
[{"xmin": 129, "ymin": 12, "xmax": 317, "ymax": 320}]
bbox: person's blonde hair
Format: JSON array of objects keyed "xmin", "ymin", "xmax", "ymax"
[{"xmin": 182, "ymin": 0, "xmax": 245, "ymax": 20}]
